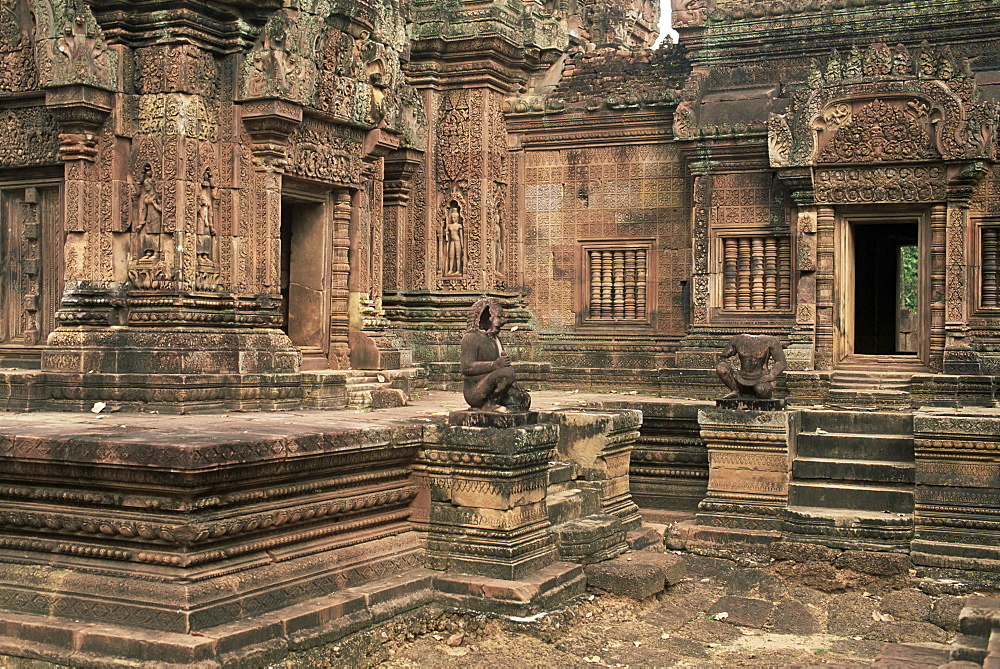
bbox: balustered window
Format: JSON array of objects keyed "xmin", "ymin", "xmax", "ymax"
[
  {"xmin": 720, "ymin": 235, "xmax": 792, "ymax": 311},
  {"xmin": 981, "ymin": 225, "xmax": 1000, "ymax": 309},
  {"xmin": 581, "ymin": 244, "xmax": 651, "ymax": 324}
]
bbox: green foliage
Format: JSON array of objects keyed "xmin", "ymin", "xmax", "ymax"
[{"xmin": 899, "ymin": 245, "xmax": 918, "ymax": 312}]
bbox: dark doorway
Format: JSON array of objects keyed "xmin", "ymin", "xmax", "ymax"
[{"xmin": 853, "ymin": 222, "xmax": 919, "ymax": 356}]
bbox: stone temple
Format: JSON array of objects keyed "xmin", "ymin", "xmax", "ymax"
[{"xmin": 0, "ymin": 0, "xmax": 997, "ymax": 665}]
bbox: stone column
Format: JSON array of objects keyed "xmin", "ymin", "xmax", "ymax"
[
  {"xmin": 329, "ymin": 188, "xmax": 352, "ymax": 369},
  {"xmin": 692, "ymin": 408, "xmax": 797, "ymax": 558},
  {"xmin": 929, "ymin": 203, "xmax": 947, "ymax": 372},
  {"xmin": 813, "ymin": 205, "xmax": 836, "ymax": 370}
]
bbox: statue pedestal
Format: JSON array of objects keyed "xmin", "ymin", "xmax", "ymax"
[
  {"xmin": 422, "ymin": 411, "xmax": 584, "ymax": 614},
  {"xmin": 687, "ymin": 408, "xmax": 797, "ymax": 561},
  {"xmin": 912, "ymin": 411, "xmax": 1000, "ymax": 588},
  {"xmin": 715, "ymin": 397, "xmax": 785, "ymax": 411}
]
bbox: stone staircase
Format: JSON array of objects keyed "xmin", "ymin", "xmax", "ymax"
[
  {"xmin": 824, "ymin": 355, "xmax": 927, "ymax": 409},
  {"xmin": 937, "ymin": 595, "xmax": 1000, "ymax": 668},
  {"xmin": 783, "ymin": 410, "xmax": 915, "ymax": 551},
  {"xmin": 345, "ymin": 371, "xmax": 407, "ymax": 409},
  {"xmin": 546, "ymin": 461, "xmax": 629, "ymax": 564}
]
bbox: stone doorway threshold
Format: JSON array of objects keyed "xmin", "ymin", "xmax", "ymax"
[{"xmin": 838, "ymin": 354, "xmax": 929, "ymax": 372}]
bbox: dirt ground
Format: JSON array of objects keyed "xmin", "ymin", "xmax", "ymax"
[{"xmin": 376, "ymin": 552, "xmax": 968, "ymax": 669}]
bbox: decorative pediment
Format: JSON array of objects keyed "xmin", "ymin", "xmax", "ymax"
[
  {"xmin": 815, "ymin": 98, "xmax": 936, "ymax": 164},
  {"xmin": 769, "ymin": 42, "xmax": 999, "ymax": 169}
]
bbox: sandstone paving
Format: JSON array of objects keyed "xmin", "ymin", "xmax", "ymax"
[{"xmin": 374, "ymin": 552, "xmax": 973, "ymax": 668}]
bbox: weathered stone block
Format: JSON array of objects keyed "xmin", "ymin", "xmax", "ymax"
[{"xmin": 586, "ymin": 559, "xmax": 664, "ymax": 599}]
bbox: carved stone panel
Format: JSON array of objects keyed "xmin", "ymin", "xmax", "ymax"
[{"xmin": 522, "ymin": 144, "xmax": 686, "ymax": 333}]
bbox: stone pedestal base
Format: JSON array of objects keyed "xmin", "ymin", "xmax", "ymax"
[
  {"xmin": 0, "ymin": 417, "xmax": 423, "ymax": 636},
  {"xmin": 683, "ymin": 408, "xmax": 795, "ymax": 560},
  {"xmin": 912, "ymin": 411, "xmax": 1000, "ymax": 582},
  {"xmin": 424, "ymin": 412, "xmax": 559, "ymax": 581},
  {"xmin": 41, "ymin": 327, "xmax": 303, "ymax": 409},
  {"xmin": 349, "ymin": 330, "xmax": 413, "ymax": 370},
  {"xmin": 715, "ymin": 397, "xmax": 785, "ymax": 411},
  {"xmin": 433, "ymin": 562, "xmax": 585, "ymax": 616},
  {"xmin": 544, "ymin": 408, "xmax": 643, "ymax": 531}
]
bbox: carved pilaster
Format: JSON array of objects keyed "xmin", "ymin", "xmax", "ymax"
[
  {"xmin": 814, "ymin": 206, "xmax": 836, "ymax": 370},
  {"xmin": 330, "ymin": 188, "xmax": 352, "ymax": 369},
  {"xmin": 383, "ymin": 149, "xmax": 422, "ymax": 292}
]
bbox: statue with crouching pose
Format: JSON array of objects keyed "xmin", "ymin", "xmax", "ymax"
[
  {"xmin": 716, "ymin": 333, "xmax": 787, "ymax": 400},
  {"xmin": 460, "ymin": 298, "xmax": 531, "ymax": 412}
]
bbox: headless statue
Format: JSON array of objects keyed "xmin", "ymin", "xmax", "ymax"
[
  {"xmin": 460, "ymin": 298, "xmax": 531, "ymax": 412},
  {"xmin": 716, "ymin": 334, "xmax": 787, "ymax": 400}
]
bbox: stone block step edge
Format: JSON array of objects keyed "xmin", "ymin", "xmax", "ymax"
[{"xmin": 0, "ymin": 568, "xmax": 439, "ymax": 668}]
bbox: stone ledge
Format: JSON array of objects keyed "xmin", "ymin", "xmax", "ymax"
[{"xmin": 0, "ymin": 569, "xmax": 437, "ymax": 667}]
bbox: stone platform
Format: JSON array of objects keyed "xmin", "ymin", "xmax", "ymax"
[{"xmin": 0, "ymin": 390, "xmax": 667, "ymax": 665}]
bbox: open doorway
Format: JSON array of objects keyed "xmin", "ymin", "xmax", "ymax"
[
  {"xmin": 850, "ymin": 221, "xmax": 921, "ymax": 358},
  {"xmin": 280, "ymin": 197, "xmax": 331, "ymax": 370}
]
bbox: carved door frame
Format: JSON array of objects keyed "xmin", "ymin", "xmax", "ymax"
[{"xmin": 833, "ymin": 207, "xmax": 932, "ymax": 367}]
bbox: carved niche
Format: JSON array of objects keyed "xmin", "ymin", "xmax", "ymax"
[{"xmin": 769, "ymin": 43, "xmax": 999, "ymax": 207}]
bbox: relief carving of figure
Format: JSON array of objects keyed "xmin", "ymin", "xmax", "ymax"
[
  {"xmin": 716, "ymin": 334, "xmax": 787, "ymax": 400},
  {"xmin": 197, "ymin": 169, "xmax": 218, "ymax": 263},
  {"xmin": 460, "ymin": 298, "xmax": 531, "ymax": 413},
  {"xmin": 135, "ymin": 165, "xmax": 163, "ymax": 259},
  {"xmin": 490, "ymin": 197, "xmax": 504, "ymax": 277},
  {"xmin": 55, "ymin": 9, "xmax": 107, "ymax": 83},
  {"xmin": 248, "ymin": 20, "xmax": 298, "ymax": 98},
  {"xmin": 442, "ymin": 200, "xmax": 465, "ymax": 276}
]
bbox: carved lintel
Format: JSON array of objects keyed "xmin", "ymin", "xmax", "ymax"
[
  {"xmin": 44, "ymin": 85, "xmax": 114, "ymax": 162},
  {"xmin": 239, "ymin": 98, "xmax": 303, "ymax": 170}
]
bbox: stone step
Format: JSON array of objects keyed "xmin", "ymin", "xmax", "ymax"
[
  {"xmin": 796, "ymin": 432, "xmax": 914, "ymax": 461},
  {"xmin": 960, "ymin": 595, "xmax": 1000, "ymax": 638},
  {"xmin": 784, "ymin": 505, "xmax": 914, "ymax": 529},
  {"xmin": 548, "ymin": 486, "xmax": 602, "ymax": 526},
  {"xmin": 548, "ymin": 461, "xmax": 579, "ymax": 487},
  {"xmin": 872, "ymin": 642, "xmax": 952, "ymax": 668},
  {"xmin": 829, "ymin": 387, "xmax": 912, "ymax": 398},
  {"xmin": 551, "ymin": 514, "xmax": 627, "ymax": 565},
  {"xmin": 788, "ymin": 481, "xmax": 914, "ymax": 513},
  {"xmin": 800, "ymin": 409, "xmax": 913, "ymax": 435},
  {"xmin": 583, "ymin": 551, "xmax": 685, "ymax": 600},
  {"xmin": 831, "ymin": 375, "xmax": 913, "ymax": 388},
  {"xmin": 950, "ymin": 634, "xmax": 989, "ymax": 664},
  {"xmin": 988, "ymin": 628, "xmax": 1000, "ymax": 669},
  {"xmin": 792, "ymin": 457, "xmax": 915, "ymax": 484},
  {"xmin": 839, "ymin": 354, "xmax": 928, "ymax": 371}
]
